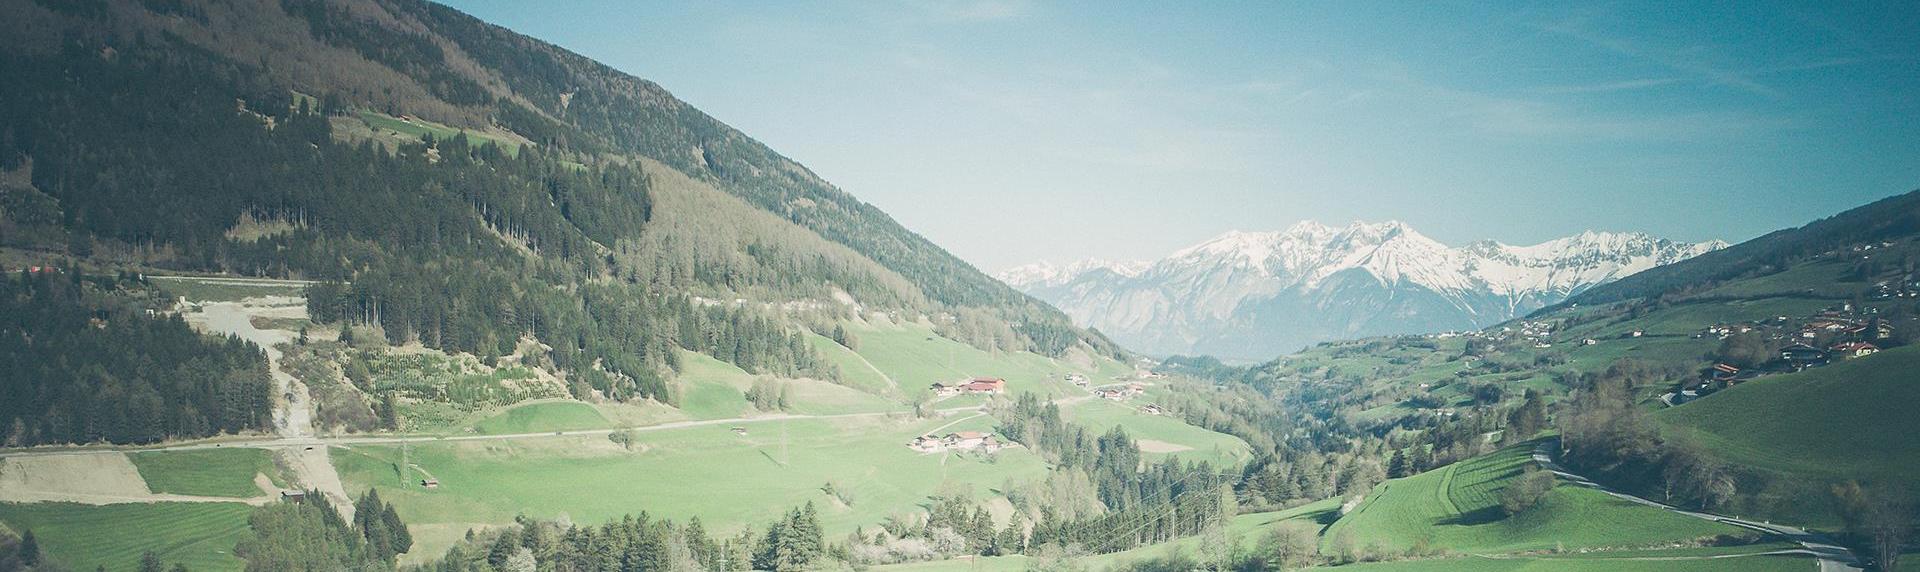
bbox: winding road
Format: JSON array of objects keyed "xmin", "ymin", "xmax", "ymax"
[{"xmin": 1532, "ymin": 440, "xmax": 1859, "ymax": 572}]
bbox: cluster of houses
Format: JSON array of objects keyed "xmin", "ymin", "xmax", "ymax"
[
  {"xmin": 1869, "ymin": 276, "xmax": 1920, "ymax": 300},
  {"xmin": 1681, "ymin": 303, "xmax": 1895, "ymax": 400},
  {"xmin": 906, "ymin": 431, "xmax": 1008, "ymax": 453},
  {"xmin": 928, "ymin": 377, "xmax": 1006, "ymax": 397},
  {"xmin": 1432, "ymin": 320, "xmax": 1559, "ymax": 346},
  {"xmin": 1093, "ymin": 382, "xmax": 1145, "ymax": 401}
]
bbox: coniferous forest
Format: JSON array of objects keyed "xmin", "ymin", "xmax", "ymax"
[{"xmin": 0, "ymin": 271, "xmax": 272, "ymax": 446}]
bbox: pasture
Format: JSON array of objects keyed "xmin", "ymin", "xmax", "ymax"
[
  {"xmin": 0, "ymin": 501, "xmax": 253, "ymax": 572},
  {"xmin": 130, "ymin": 448, "xmax": 283, "ymax": 498},
  {"xmin": 1323, "ymin": 444, "xmax": 1756, "ymax": 555},
  {"xmin": 1059, "ymin": 399, "xmax": 1252, "ymax": 466},
  {"xmin": 845, "ymin": 321, "xmax": 1099, "ymax": 399},
  {"xmin": 472, "ymin": 401, "xmax": 613, "ymax": 435},
  {"xmin": 1298, "ymin": 553, "xmax": 1811, "ymax": 572},
  {"xmin": 333, "ymin": 412, "xmax": 1050, "ymax": 564},
  {"xmin": 1661, "ymin": 345, "xmax": 1920, "ymax": 481}
]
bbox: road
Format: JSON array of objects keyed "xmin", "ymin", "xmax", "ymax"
[
  {"xmin": 0, "ymin": 402, "xmax": 997, "ymax": 458},
  {"xmin": 1532, "ymin": 440, "xmax": 1859, "ymax": 572}
]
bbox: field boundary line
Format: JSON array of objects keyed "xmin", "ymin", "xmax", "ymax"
[{"xmin": 1436, "ymin": 463, "xmax": 1463, "ymax": 516}]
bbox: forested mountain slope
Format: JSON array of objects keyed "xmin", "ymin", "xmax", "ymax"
[{"xmin": 0, "ymin": 0, "xmax": 1113, "ymax": 425}]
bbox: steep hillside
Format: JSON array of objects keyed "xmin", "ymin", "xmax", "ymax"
[
  {"xmin": 0, "ymin": 0, "xmax": 1112, "ymax": 416},
  {"xmin": 1003, "ymin": 221, "xmax": 1719, "ymax": 359}
]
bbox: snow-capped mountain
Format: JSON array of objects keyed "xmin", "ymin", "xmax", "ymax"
[
  {"xmin": 997, "ymin": 259, "xmax": 1151, "ymax": 289},
  {"xmin": 998, "ymin": 221, "xmax": 1725, "ymax": 360}
]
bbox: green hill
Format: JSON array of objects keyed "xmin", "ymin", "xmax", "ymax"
[
  {"xmin": 1660, "ymin": 345, "xmax": 1920, "ymax": 482},
  {"xmin": 1323, "ymin": 444, "xmax": 1757, "ymax": 556}
]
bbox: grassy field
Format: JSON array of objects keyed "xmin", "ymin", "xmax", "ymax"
[
  {"xmin": 1324, "ymin": 444, "xmax": 1757, "ymax": 555},
  {"xmin": 354, "ymin": 110, "xmax": 524, "ymax": 155},
  {"xmin": 872, "ymin": 498, "xmax": 1344, "ymax": 572},
  {"xmin": 674, "ymin": 350, "xmax": 903, "ymax": 418},
  {"xmin": 1658, "ymin": 344, "xmax": 1920, "ymax": 525},
  {"xmin": 807, "ymin": 332, "xmax": 899, "ymax": 397},
  {"xmin": 846, "ymin": 321, "xmax": 1096, "ymax": 399},
  {"xmin": 0, "ymin": 502, "xmax": 253, "ymax": 571},
  {"xmin": 1060, "ymin": 398, "xmax": 1251, "ymax": 466},
  {"xmin": 334, "ymin": 412, "xmax": 1049, "ymax": 563},
  {"xmin": 1661, "ymin": 345, "xmax": 1920, "ymax": 481},
  {"xmin": 1297, "ymin": 553, "xmax": 1812, "ymax": 572},
  {"xmin": 473, "ymin": 401, "xmax": 613, "ymax": 435},
  {"xmin": 129, "ymin": 448, "xmax": 283, "ymax": 497}
]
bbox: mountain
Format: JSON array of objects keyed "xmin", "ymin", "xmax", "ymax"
[
  {"xmin": 1001, "ymin": 221, "xmax": 1724, "ymax": 359},
  {"xmin": 0, "ymin": 0, "xmax": 1116, "ymax": 410}
]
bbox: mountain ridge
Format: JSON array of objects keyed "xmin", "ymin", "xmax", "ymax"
[{"xmin": 1001, "ymin": 221, "xmax": 1724, "ymax": 359}]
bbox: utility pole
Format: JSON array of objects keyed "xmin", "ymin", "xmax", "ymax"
[{"xmin": 401, "ymin": 441, "xmax": 411, "ymax": 487}]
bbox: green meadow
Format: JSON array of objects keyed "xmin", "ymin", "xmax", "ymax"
[
  {"xmin": 334, "ymin": 413, "xmax": 1051, "ymax": 563},
  {"xmin": 1324, "ymin": 444, "xmax": 1756, "ymax": 555},
  {"xmin": 130, "ymin": 448, "xmax": 283, "ymax": 498},
  {"xmin": 1298, "ymin": 554, "xmax": 1811, "ymax": 572},
  {"xmin": 0, "ymin": 502, "xmax": 253, "ymax": 572},
  {"xmin": 1661, "ymin": 345, "xmax": 1920, "ymax": 481},
  {"xmin": 844, "ymin": 321, "xmax": 1099, "ymax": 399},
  {"xmin": 1060, "ymin": 398, "xmax": 1252, "ymax": 466},
  {"xmin": 354, "ymin": 110, "xmax": 524, "ymax": 155},
  {"xmin": 472, "ymin": 401, "xmax": 613, "ymax": 435}
]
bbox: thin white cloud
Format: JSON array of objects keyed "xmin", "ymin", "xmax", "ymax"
[
  {"xmin": 1542, "ymin": 21, "xmax": 1781, "ymax": 98},
  {"xmin": 1528, "ymin": 77, "xmax": 1681, "ymax": 94}
]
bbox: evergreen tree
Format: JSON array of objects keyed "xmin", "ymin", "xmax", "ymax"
[{"xmin": 17, "ymin": 528, "xmax": 37, "ymax": 567}]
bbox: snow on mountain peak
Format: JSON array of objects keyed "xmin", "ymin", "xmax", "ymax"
[
  {"xmin": 997, "ymin": 258, "xmax": 1148, "ymax": 288},
  {"xmin": 1003, "ymin": 221, "xmax": 1723, "ymax": 358}
]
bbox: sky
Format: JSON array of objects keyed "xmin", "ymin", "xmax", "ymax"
[{"xmin": 440, "ymin": 0, "xmax": 1920, "ymax": 272}]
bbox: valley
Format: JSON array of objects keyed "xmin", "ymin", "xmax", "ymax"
[{"xmin": 0, "ymin": 1, "xmax": 1914, "ymax": 572}]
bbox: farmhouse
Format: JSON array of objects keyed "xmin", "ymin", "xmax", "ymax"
[
  {"xmin": 1779, "ymin": 343, "xmax": 1830, "ymax": 368},
  {"xmin": 907, "ymin": 434, "xmax": 944, "ymax": 453},
  {"xmin": 420, "ymin": 478, "xmax": 440, "ymax": 489},
  {"xmin": 1830, "ymin": 341, "xmax": 1880, "ymax": 359},
  {"xmin": 958, "ymin": 377, "xmax": 1006, "ymax": 394},
  {"xmin": 1095, "ymin": 384, "xmax": 1144, "ymax": 401},
  {"xmin": 929, "ymin": 382, "xmax": 962, "ymax": 397},
  {"xmin": 1708, "ymin": 363, "xmax": 1741, "ymax": 383},
  {"xmin": 945, "ymin": 431, "xmax": 990, "ymax": 449},
  {"xmin": 1140, "ymin": 404, "xmax": 1165, "ymax": 415}
]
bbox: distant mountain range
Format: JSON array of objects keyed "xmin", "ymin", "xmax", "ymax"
[{"xmin": 1000, "ymin": 221, "xmax": 1725, "ymax": 360}]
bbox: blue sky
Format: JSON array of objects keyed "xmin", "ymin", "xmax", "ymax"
[{"xmin": 440, "ymin": 0, "xmax": 1920, "ymax": 272}]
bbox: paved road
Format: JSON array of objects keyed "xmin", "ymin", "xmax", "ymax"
[
  {"xmin": 1532, "ymin": 440, "xmax": 1859, "ymax": 572},
  {"xmin": 0, "ymin": 402, "xmax": 997, "ymax": 459}
]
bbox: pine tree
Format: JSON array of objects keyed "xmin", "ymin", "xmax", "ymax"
[
  {"xmin": 138, "ymin": 551, "xmax": 163, "ymax": 572},
  {"xmin": 18, "ymin": 528, "xmax": 38, "ymax": 567},
  {"xmin": 996, "ymin": 518, "xmax": 1026, "ymax": 556}
]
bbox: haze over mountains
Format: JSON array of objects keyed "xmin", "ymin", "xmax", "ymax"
[{"xmin": 1001, "ymin": 221, "xmax": 1725, "ymax": 359}]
